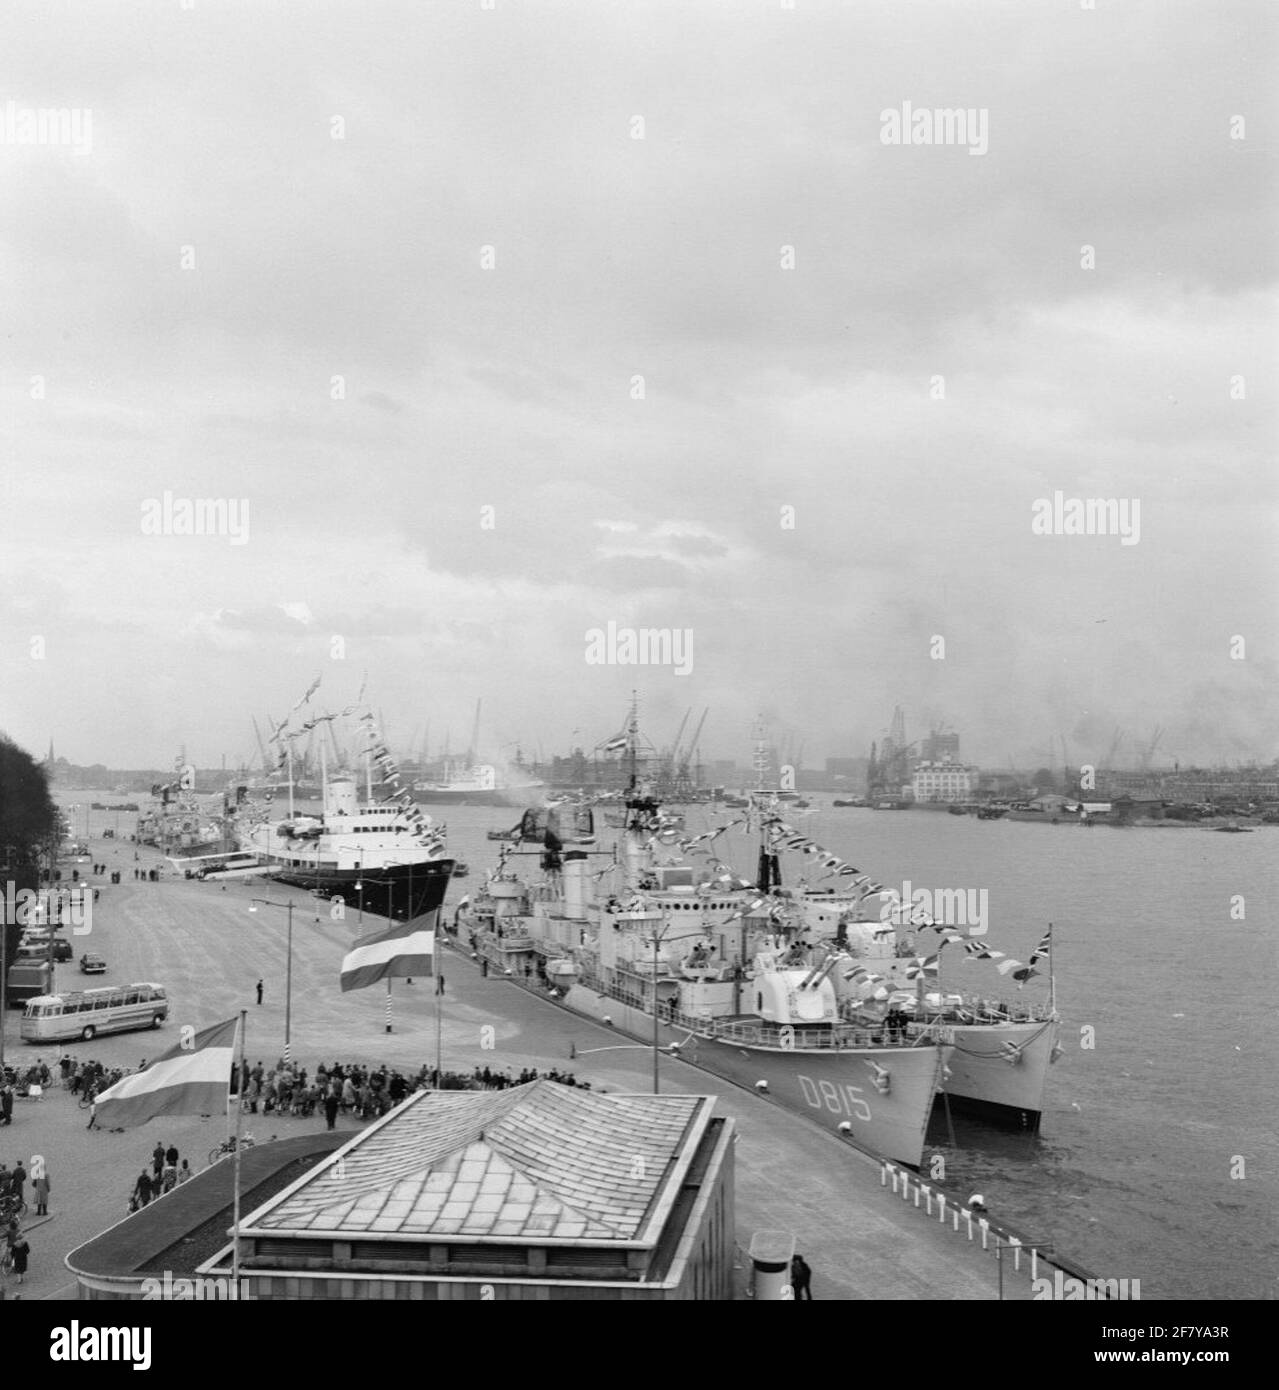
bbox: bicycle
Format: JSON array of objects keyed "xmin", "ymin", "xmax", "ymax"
[
  {"xmin": 0, "ymin": 1194, "xmax": 26, "ymax": 1225},
  {"xmin": 207, "ymin": 1135, "xmax": 256, "ymax": 1167}
]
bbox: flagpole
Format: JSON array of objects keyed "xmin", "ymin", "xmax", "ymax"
[
  {"xmin": 232, "ymin": 1007, "xmax": 247, "ymax": 1298},
  {"xmin": 434, "ymin": 976, "xmax": 442, "ymax": 1085},
  {"xmin": 1048, "ymin": 922, "xmax": 1056, "ymax": 1015},
  {"xmin": 385, "ymin": 977, "xmax": 392, "ymax": 1033}
]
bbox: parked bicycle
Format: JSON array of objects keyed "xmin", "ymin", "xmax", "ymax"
[
  {"xmin": 207, "ymin": 1134, "xmax": 256, "ymax": 1167},
  {"xmin": 0, "ymin": 1193, "xmax": 26, "ymax": 1226}
]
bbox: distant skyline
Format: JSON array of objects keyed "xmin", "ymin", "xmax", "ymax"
[{"xmin": 2, "ymin": 2, "xmax": 1275, "ymax": 772}]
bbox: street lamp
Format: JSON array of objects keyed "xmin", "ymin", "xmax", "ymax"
[{"xmin": 248, "ymin": 898, "xmax": 296, "ymax": 1065}]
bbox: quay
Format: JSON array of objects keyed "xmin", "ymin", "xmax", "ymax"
[{"xmin": 3, "ymin": 833, "xmax": 1081, "ymax": 1300}]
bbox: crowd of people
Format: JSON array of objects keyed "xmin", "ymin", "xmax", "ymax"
[
  {"xmin": 234, "ymin": 1058, "xmax": 593, "ymax": 1128},
  {"xmin": 127, "ymin": 1141, "xmax": 193, "ymax": 1212}
]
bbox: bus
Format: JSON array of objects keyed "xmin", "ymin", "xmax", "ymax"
[
  {"xmin": 5, "ymin": 959, "xmax": 52, "ymax": 1005},
  {"xmin": 19, "ymin": 984, "xmax": 169, "ymax": 1043}
]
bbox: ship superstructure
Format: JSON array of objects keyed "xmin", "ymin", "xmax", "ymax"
[{"xmin": 462, "ymin": 789, "xmax": 950, "ymax": 1168}]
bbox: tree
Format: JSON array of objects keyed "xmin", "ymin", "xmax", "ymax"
[
  {"xmin": 0, "ymin": 734, "xmax": 59, "ymax": 862},
  {"xmin": 1, "ymin": 735, "xmax": 60, "ymax": 988}
]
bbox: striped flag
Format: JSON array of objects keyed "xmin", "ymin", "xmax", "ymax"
[
  {"xmin": 604, "ymin": 735, "xmax": 628, "ymax": 752},
  {"xmin": 1028, "ymin": 926, "xmax": 1052, "ymax": 968},
  {"xmin": 93, "ymin": 1017, "xmax": 238, "ymax": 1129},
  {"xmin": 340, "ymin": 912, "xmax": 436, "ymax": 992}
]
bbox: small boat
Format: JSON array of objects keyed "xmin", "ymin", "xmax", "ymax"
[
  {"xmin": 1214, "ymin": 823, "xmax": 1253, "ymax": 833},
  {"xmin": 453, "ymin": 862, "xmax": 470, "ymax": 877}
]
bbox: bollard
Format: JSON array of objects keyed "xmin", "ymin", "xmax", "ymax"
[
  {"xmin": 1009, "ymin": 1236, "xmax": 1022, "ymax": 1271},
  {"xmin": 979, "ymin": 1218, "xmax": 990, "ymax": 1250},
  {"xmin": 881, "ymin": 1162, "xmax": 892, "ymax": 1188},
  {"xmin": 937, "ymin": 1194, "xmax": 947, "ymax": 1224},
  {"xmin": 914, "ymin": 1182, "xmax": 923, "ymax": 1208},
  {"xmin": 952, "ymin": 1207, "xmax": 961, "ymax": 1232},
  {"xmin": 964, "ymin": 1210, "xmax": 974, "ymax": 1240},
  {"xmin": 920, "ymin": 1184, "xmax": 931, "ymax": 1214},
  {"xmin": 1030, "ymin": 1247, "xmax": 1038, "ymax": 1282}
]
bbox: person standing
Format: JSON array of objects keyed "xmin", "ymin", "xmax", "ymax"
[
  {"xmin": 790, "ymin": 1254, "xmax": 813, "ymax": 1301},
  {"xmin": 160, "ymin": 1161, "xmax": 177, "ymax": 1195},
  {"xmin": 134, "ymin": 1170, "xmax": 154, "ymax": 1209},
  {"xmin": 256, "ymin": 978, "xmax": 264, "ymax": 1005},
  {"xmin": 151, "ymin": 1142, "xmax": 165, "ymax": 1181},
  {"xmin": 323, "ymin": 1089, "xmax": 339, "ymax": 1131},
  {"xmin": 33, "ymin": 1165, "xmax": 50, "ymax": 1216},
  {"xmin": 10, "ymin": 1233, "xmax": 30, "ymax": 1286},
  {"xmin": 164, "ymin": 1143, "xmax": 179, "ymax": 1169},
  {"xmin": 0, "ymin": 1082, "xmax": 13, "ymax": 1127},
  {"xmin": 10, "ymin": 1161, "xmax": 27, "ymax": 1206},
  {"xmin": 176, "ymin": 1160, "xmax": 192, "ymax": 1185}
]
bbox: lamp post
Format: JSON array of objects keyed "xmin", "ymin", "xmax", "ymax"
[{"xmin": 248, "ymin": 898, "xmax": 295, "ymax": 1064}]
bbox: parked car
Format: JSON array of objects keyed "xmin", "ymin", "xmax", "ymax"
[
  {"xmin": 51, "ymin": 939, "xmax": 74, "ymax": 962},
  {"xmin": 80, "ymin": 953, "xmax": 107, "ymax": 974}
]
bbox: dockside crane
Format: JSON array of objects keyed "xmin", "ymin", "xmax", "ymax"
[
  {"xmin": 1138, "ymin": 726, "xmax": 1164, "ymax": 771},
  {"xmin": 684, "ymin": 707, "xmax": 709, "ymax": 778},
  {"xmin": 251, "ymin": 717, "xmax": 271, "ymax": 775}
]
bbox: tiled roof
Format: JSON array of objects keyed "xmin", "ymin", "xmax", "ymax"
[{"xmin": 244, "ymin": 1081, "xmax": 704, "ymax": 1244}]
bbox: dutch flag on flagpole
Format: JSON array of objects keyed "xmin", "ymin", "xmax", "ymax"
[
  {"xmin": 340, "ymin": 911, "xmax": 437, "ymax": 993},
  {"xmin": 93, "ymin": 1016, "xmax": 239, "ymax": 1129}
]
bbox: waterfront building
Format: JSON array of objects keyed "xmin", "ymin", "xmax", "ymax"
[
  {"xmin": 68, "ymin": 1082, "xmax": 735, "ymax": 1302},
  {"xmin": 911, "ymin": 760, "xmax": 977, "ymax": 803}
]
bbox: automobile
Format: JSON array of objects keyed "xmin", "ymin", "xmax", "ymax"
[
  {"xmin": 80, "ymin": 953, "xmax": 107, "ymax": 974},
  {"xmin": 51, "ymin": 939, "xmax": 74, "ymax": 962}
]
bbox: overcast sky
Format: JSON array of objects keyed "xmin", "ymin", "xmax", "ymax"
[{"xmin": 1, "ymin": 0, "xmax": 1275, "ymax": 772}]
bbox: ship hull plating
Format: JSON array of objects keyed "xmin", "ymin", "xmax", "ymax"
[
  {"xmin": 562, "ymin": 984, "xmax": 948, "ymax": 1169},
  {"xmin": 922, "ymin": 1017, "xmax": 1059, "ymax": 1130},
  {"xmin": 276, "ymin": 858, "xmax": 454, "ymax": 921}
]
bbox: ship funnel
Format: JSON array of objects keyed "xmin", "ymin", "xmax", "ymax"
[
  {"xmin": 325, "ymin": 775, "xmax": 358, "ymax": 818},
  {"xmin": 562, "ymin": 851, "xmax": 592, "ymax": 920}
]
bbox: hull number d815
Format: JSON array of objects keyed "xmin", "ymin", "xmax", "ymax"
[{"xmin": 797, "ymin": 1074, "xmax": 872, "ymax": 1122}]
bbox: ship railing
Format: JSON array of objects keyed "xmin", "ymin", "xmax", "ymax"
[
  {"xmin": 908, "ymin": 1001, "xmax": 1056, "ymax": 1026},
  {"xmin": 696, "ymin": 1019, "xmax": 907, "ymax": 1052}
]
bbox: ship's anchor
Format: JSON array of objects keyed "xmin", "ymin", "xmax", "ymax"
[
  {"xmin": 865, "ymin": 1060, "xmax": 892, "ymax": 1095},
  {"xmin": 1000, "ymin": 1040, "xmax": 1023, "ymax": 1065}
]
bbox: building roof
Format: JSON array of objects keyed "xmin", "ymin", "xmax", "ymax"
[
  {"xmin": 240, "ymin": 1081, "xmax": 708, "ymax": 1247},
  {"xmin": 66, "ymin": 1132, "xmax": 350, "ymax": 1282}
]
